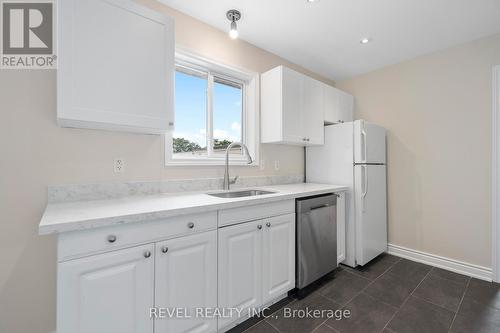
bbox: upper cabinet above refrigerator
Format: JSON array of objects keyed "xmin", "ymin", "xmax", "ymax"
[
  {"xmin": 57, "ymin": 0, "xmax": 175, "ymax": 134},
  {"xmin": 261, "ymin": 66, "xmax": 355, "ymax": 146},
  {"xmin": 261, "ymin": 66, "xmax": 325, "ymax": 146},
  {"xmin": 324, "ymin": 86, "xmax": 354, "ymax": 125}
]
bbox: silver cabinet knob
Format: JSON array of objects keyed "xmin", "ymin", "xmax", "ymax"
[
  {"xmin": 161, "ymin": 246, "xmax": 169, "ymax": 254},
  {"xmin": 266, "ymin": 222, "xmax": 271, "ymax": 227},
  {"xmin": 144, "ymin": 251, "xmax": 151, "ymax": 258},
  {"xmin": 338, "ymin": 120, "xmax": 344, "ymax": 123},
  {"xmin": 306, "ymin": 138, "xmax": 310, "ymax": 142},
  {"xmin": 257, "ymin": 225, "xmax": 262, "ymax": 230},
  {"xmin": 107, "ymin": 235, "xmax": 117, "ymax": 243},
  {"xmin": 302, "ymin": 138, "xmax": 306, "ymax": 141},
  {"xmin": 187, "ymin": 222, "xmax": 195, "ymax": 229}
]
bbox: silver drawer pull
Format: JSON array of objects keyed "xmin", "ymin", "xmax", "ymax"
[
  {"xmin": 266, "ymin": 222, "xmax": 271, "ymax": 227},
  {"xmin": 187, "ymin": 222, "xmax": 195, "ymax": 229},
  {"xmin": 161, "ymin": 246, "xmax": 169, "ymax": 254},
  {"xmin": 107, "ymin": 235, "xmax": 117, "ymax": 243},
  {"xmin": 257, "ymin": 225, "xmax": 262, "ymax": 230},
  {"xmin": 144, "ymin": 251, "xmax": 151, "ymax": 258}
]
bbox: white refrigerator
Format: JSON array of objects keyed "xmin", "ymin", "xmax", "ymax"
[{"xmin": 306, "ymin": 120, "xmax": 387, "ymax": 267}]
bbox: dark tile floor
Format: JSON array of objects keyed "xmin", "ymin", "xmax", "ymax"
[{"xmin": 228, "ymin": 254, "xmax": 500, "ymax": 333}]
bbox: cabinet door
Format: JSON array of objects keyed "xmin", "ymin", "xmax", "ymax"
[
  {"xmin": 58, "ymin": 244, "xmax": 155, "ymax": 333},
  {"xmin": 262, "ymin": 213, "xmax": 296, "ymax": 304},
  {"xmin": 337, "ymin": 193, "xmax": 346, "ymax": 264},
  {"xmin": 282, "ymin": 67, "xmax": 305, "ymax": 144},
  {"xmin": 58, "ymin": 0, "xmax": 174, "ymax": 134},
  {"xmin": 218, "ymin": 220, "xmax": 263, "ymax": 330},
  {"xmin": 303, "ymin": 77, "xmax": 325, "ymax": 145},
  {"xmin": 155, "ymin": 231, "xmax": 217, "ymax": 333},
  {"xmin": 324, "ymin": 85, "xmax": 341, "ymax": 124},
  {"xmin": 324, "ymin": 86, "xmax": 354, "ymax": 124},
  {"xmin": 338, "ymin": 90, "xmax": 354, "ymax": 123}
]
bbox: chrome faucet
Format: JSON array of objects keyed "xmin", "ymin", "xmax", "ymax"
[{"xmin": 223, "ymin": 142, "xmax": 253, "ymax": 190}]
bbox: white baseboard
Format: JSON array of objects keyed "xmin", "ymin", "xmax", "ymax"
[{"xmin": 387, "ymin": 243, "xmax": 492, "ymax": 282}]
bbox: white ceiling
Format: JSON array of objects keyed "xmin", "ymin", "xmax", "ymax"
[{"xmin": 160, "ymin": 0, "xmax": 500, "ymax": 81}]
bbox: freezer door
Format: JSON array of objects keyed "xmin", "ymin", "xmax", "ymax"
[
  {"xmin": 354, "ymin": 120, "xmax": 386, "ymax": 164},
  {"xmin": 354, "ymin": 165, "xmax": 387, "ymax": 266},
  {"xmin": 306, "ymin": 123, "xmax": 354, "ymax": 185}
]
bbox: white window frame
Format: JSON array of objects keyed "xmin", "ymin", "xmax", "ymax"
[{"xmin": 165, "ymin": 49, "xmax": 260, "ymax": 166}]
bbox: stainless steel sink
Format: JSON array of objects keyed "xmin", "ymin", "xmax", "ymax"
[{"xmin": 207, "ymin": 189, "xmax": 276, "ymax": 198}]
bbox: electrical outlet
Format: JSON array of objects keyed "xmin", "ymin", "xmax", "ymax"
[
  {"xmin": 274, "ymin": 160, "xmax": 280, "ymax": 171},
  {"xmin": 114, "ymin": 158, "xmax": 125, "ymax": 173}
]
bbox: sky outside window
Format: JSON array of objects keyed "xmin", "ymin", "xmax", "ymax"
[
  {"xmin": 213, "ymin": 77, "xmax": 242, "ymax": 154},
  {"xmin": 172, "ymin": 70, "xmax": 207, "ymax": 156},
  {"xmin": 173, "ymin": 68, "xmax": 243, "ymax": 157}
]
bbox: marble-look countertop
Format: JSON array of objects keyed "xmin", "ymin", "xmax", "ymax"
[{"xmin": 39, "ymin": 183, "xmax": 349, "ymax": 235}]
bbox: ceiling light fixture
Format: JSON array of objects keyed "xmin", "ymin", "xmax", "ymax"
[
  {"xmin": 226, "ymin": 9, "xmax": 241, "ymax": 39},
  {"xmin": 307, "ymin": 0, "xmax": 320, "ymax": 2},
  {"xmin": 360, "ymin": 38, "xmax": 372, "ymax": 44}
]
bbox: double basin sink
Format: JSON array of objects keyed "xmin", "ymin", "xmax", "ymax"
[{"xmin": 207, "ymin": 189, "xmax": 276, "ymax": 198}]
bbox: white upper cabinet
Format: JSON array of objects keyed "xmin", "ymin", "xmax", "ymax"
[
  {"xmin": 58, "ymin": 0, "xmax": 175, "ymax": 134},
  {"xmin": 303, "ymin": 77, "xmax": 325, "ymax": 145},
  {"xmin": 324, "ymin": 85, "xmax": 354, "ymax": 125},
  {"xmin": 261, "ymin": 66, "xmax": 324, "ymax": 146},
  {"xmin": 281, "ymin": 68, "xmax": 305, "ymax": 144}
]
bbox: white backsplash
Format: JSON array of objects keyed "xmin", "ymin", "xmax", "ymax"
[{"xmin": 48, "ymin": 175, "xmax": 305, "ymax": 203}]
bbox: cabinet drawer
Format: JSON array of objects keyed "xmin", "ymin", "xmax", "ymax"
[
  {"xmin": 218, "ymin": 200, "xmax": 294, "ymax": 227},
  {"xmin": 58, "ymin": 212, "xmax": 217, "ymax": 261}
]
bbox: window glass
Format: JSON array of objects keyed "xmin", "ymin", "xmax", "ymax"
[
  {"xmin": 212, "ymin": 77, "xmax": 243, "ymax": 156},
  {"xmin": 172, "ymin": 68, "xmax": 208, "ymax": 157},
  {"xmin": 170, "ymin": 59, "xmax": 249, "ymax": 163}
]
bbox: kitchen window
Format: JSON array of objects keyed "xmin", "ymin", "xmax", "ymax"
[{"xmin": 166, "ymin": 51, "xmax": 259, "ymax": 166}]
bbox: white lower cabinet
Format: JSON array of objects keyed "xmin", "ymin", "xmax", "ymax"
[
  {"xmin": 56, "ymin": 207, "xmax": 297, "ymax": 333},
  {"xmin": 218, "ymin": 220, "xmax": 263, "ymax": 329},
  {"xmin": 155, "ymin": 231, "xmax": 217, "ymax": 333},
  {"xmin": 218, "ymin": 213, "xmax": 296, "ymax": 330},
  {"xmin": 337, "ymin": 192, "xmax": 346, "ymax": 264},
  {"xmin": 262, "ymin": 214, "xmax": 296, "ymax": 304},
  {"xmin": 57, "ymin": 244, "xmax": 155, "ymax": 333},
  {"xmin": 57, "ymin": 231, "xmax": 218, "ymax": 333}
]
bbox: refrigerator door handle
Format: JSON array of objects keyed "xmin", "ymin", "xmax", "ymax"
[
  {"xmin": 361, "ymin": 165, "xmax": 368, "ymax": 212},
  {"xmin": 361, "ymin": 128, "xmax": 367, "ymax": 163}
]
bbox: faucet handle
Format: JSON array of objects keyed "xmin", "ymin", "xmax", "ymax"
[{"xmin": 229, "ymin": 175, "xmax": 239, "ymax": 185}]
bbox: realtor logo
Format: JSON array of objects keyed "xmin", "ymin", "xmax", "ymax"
[{"xmin": 1, "ymin": 0, "xmax": 56, "ymax": 69}]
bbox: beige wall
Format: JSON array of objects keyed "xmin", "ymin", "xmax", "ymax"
[
  {"xmin": 0, "ymin": 1, "xmax": 334, "ymax": 332},
  {"xmin": 337, "ymin": 33, "xmax": 500, "ymax": 269}
]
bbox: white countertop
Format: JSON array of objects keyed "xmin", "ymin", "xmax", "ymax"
[{"xmin": 39, "ymin": 183, "xmax": 348, "ymax": 235}]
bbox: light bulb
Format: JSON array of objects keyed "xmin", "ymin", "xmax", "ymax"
[
  {"xmin": 229, "ymin": 21, "xmax": 238, "ymax": 39},
  {"xmin": 229, "ymin": 29, "xmax": 238, "ymax": 39}
]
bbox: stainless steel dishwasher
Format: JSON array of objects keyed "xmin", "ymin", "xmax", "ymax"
[{"xmin": 296, "ymin": 193, "xmax": 337, "ymax": 290}]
